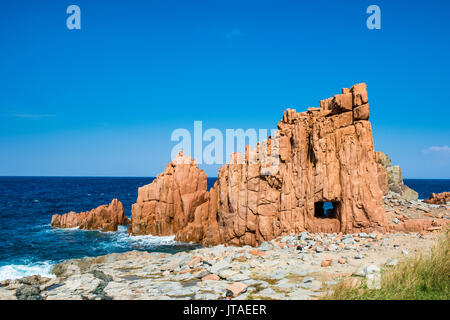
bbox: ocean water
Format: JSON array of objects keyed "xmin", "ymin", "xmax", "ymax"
[
  {"xmin": 403, "ymin": 179, "xmax": 450, "ymax": 200},
  {"xmin": 0, "ymin": 177, "xmax": 447, "ymax": 281},
  {"xmin": 0, "ymin": 177, "xmax": 216, "ymax": 281}
]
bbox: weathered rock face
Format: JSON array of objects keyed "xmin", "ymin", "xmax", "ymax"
[
  {"xmin": 51, "ymin": 199, "xmax": 129, "ymax": 232},
  {"xmin": 424, "ymin": 192, "xmax": 450, "ymax": 205},
  {"xmin": 128, "ymin": 151, "xmax": 209, "ymax": 240},
  {"xmin": 130, "ymin": 83, "xmax": 390, "ymax": 246},
  {"xmin": 375, "ymin": 152, "xmax": 418, "ymax": 201},
  {"xmin": 206, "ymin": 83, "xmax": 387, "ymax": 245}
]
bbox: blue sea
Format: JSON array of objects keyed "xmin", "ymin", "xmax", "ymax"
[{"xmin": 0, "ymin": 177, "xmax": 448, "ymax": 281}]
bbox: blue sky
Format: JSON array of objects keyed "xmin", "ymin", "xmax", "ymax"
[{"xmin": 0, "ymin": 0, "xmax": 449, "ymax": 178}]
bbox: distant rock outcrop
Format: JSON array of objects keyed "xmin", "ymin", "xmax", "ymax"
[
  {"xmin": 375, "ymin": 151, "xmax": 418, "ymax": 201},
  {"xmin": 424, "ymin": 192, "xmax": 450, "ymax": 205},
  {"xmin": 130, "ymin": 83, "xmax": 390, "ymax": 246},
  {"xmin": 51, "ymin": 199, "xmax": 129, "ymax": 232}
]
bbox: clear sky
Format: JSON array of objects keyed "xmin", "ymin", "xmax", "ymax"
[{"xmin": 1, "ymin": 0, "xmax": 449, "ymax": 178}]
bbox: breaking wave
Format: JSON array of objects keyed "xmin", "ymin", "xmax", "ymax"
[{"xmin": 0, "ymin": 261, "xmax": 55, "ymax": 282}]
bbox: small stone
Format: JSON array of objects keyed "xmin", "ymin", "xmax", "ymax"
[
  {"xmin": 302, "ymin": 277, "xmax": 314, "ymax": 284},
  {"xmin": 321, "ymin": 258, "xmax": 333, "ymax": 267},
  {"xmin": 327, "ymin": 244, "xmax": 339, "ymax": 251},
  {"xmin": 201, "ymin": 274, "xmax": 220, "ymax": 281},
  {"xmin": 354, "ymin": 253, "xmax": 363, "ymax": 259},
  {"xmin": 299, "ymin": 253, "xmax": 310, "ymax": 261},
  {"xmin": 226, "ymin": 282, "xmax": 247, "ymax": 297},
  {"xmin": 210, "ymin": 260, "xmax": 231, "ymax": 274},
  {"xmin": 259, "ymin": 242, "xmax": 273, "ymax": 251},
  {"xmin": 229, "ymin": 273, "xmax": 250, "ymax": 282},
  {"xmin": 342, "ymin": 237, "xmax": 355, "ymax": 244},
  {"xmin": 385, "ymin": 258, "xmax": 398, "ymax": 267},
  {"xmin": 363, "ymin": 265, "xmax": 380, "ymax": 275},
  {"xmin": 218, "ymin": 269, "xmax": 237, "ymax": 280}
]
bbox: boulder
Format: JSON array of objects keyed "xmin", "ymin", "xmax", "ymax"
[
  {"xmin": 375, "ymin": 152, "xmax": 418, "ymax": 201},
  {"xmin": 51, "ymin": 199, "xmax": 129, "ymax": 232},
  {"xmin": 423, "ymin": 192, "xmax": 450, "ymax": 205}
]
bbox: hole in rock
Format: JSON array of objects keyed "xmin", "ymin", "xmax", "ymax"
[{"xmin": 314, "ymin": 201, "xmax": 339, "ymax": 218}]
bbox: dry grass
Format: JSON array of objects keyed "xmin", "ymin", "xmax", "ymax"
[{"xmin": 322, "ymin": 231, "xmax": 450, "ymax": 300}]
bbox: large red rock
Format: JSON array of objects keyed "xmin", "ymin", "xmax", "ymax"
[
  {"xmin": 423, "ymin": 192, "xmax": 450, "ymax": 205},
  {"xmin": 128, "ymin": 150, "xmax": 210, "ymax": 242},
  {"xmin": 130, "ymin": 84, "xmax": 392, "ymax": 245},
  {"xmin": 51, "ymin": 199, "xmax": 129, "ymax": 232}
]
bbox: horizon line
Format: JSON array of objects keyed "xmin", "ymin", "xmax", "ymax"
[{"xmin": 0, "ymin": 175, "xmax": 449, "ymax": 180}]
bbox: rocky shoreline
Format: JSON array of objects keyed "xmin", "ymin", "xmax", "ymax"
[
  {"xmin": 0, "ymin": 230, "xmax": 444, "ymax": 300},
  {"xmin": 1, "ymin": 195, "xmax": 448, "ymax": 300}
]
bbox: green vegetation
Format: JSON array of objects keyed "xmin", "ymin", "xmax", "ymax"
[{"xmin": 323, "ymin": 231, "xmax": 450, "ymax": 300}]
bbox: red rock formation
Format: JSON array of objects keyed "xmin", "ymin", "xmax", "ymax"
[
  {"xmin": 424, "ymin": 192, "xmax": 450, "ymax": 205},
  {"xmin": 375, "ymin": 151, "xmax": 418, "ymax": 201},
  {"xmin": 128, "ymin": 151, "xmax": 210, "ymax": 241},
  {"xmin": 205, "ymin": 83, "xmax": 387, "ymax": 245},
  {"xmin": 51, "ymin": 199, "xmax": 129, "ymax": 232},
  {"xmin": 130, "ymin": 83, "xmax": 391, "ymax": 245}
]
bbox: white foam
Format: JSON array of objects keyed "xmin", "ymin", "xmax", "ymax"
[
  {"xmin": 51, "ymin": 226, "xmax": 80, "ymax": 231},
  {"xmin": 0, "ymin": 261, "xmax": 56, "ymax": 282},
  {"xmin": 105, "ymin": 228, "xmax": 179, "ymax": 249}
]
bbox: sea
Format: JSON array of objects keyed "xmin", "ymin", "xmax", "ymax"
[{"xmin": 0, "ymin": 177, "xmax": 448, "ymax": 281}]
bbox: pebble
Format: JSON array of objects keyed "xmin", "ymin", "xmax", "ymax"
[
  {"xmin": 385, "ymin": 258, "xmax": 398, "ymax": 267},
  {"xmin": 259, "ymin": 242, "xmax": 273, "ymax": 251},
  {"xmin": 302, "ymin": 277, "xmax": 314, "ymax": 284}
]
